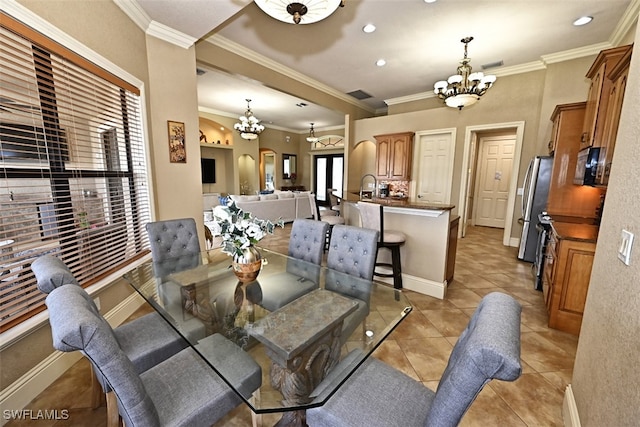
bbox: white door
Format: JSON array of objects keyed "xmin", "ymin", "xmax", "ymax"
[
  {"xmin": 473, "ymin": 135, "xmax": 515, "ymax": 228},
  {"xmin": 415, "ymin": 130, "xmax": 455, "ymax": 203}
]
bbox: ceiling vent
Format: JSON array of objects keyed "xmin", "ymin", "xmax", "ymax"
[
  {"xmin": 347, "ymin": 89, "xmax": 372, "ymax": 100},
  {"xmin": 481, "ymin": 60, "xmax": 504, "ymax": 70}
]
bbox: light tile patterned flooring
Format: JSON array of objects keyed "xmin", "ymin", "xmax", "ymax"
[{"xmin": 7, "ymin": 225, "xmax": 577, "ymax": 426}]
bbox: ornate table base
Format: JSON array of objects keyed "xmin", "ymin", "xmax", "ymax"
[
  {"xmin": 250, "ymin": 289, "xmax": 358, "ymax": 427},
  {"xmin": 269, "ymin": 321, "xmax": 343, "ymax": 426}
]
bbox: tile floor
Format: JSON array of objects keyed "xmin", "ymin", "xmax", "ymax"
[{"xmin": 6, "ymin": 224, "xmax": 577, "ymax": 426}]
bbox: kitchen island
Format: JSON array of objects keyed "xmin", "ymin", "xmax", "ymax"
[{"xmin": 339, "ymin": 192, "xmax": 458, "ymax": 299}]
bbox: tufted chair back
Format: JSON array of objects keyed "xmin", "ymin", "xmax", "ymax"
[
  {"xmin": 288, "ymin": 219, "xmax": 329, "ymax": 264},
  {"xmin": 146, "ymin": 218, "xmax": 201, "ymax": 277},
  {"xmin": 327, "ymin": 225, "xmax": 379, "ymax": 280}
]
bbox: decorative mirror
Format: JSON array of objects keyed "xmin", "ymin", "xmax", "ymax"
[{"xmin": 283, "ymin": 154, "xmax": 297, "ymax": 179}]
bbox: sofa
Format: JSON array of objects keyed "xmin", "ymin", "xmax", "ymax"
[{"xmin": 229, "ymin": 191, "xmax": 313, "ymax": 223}]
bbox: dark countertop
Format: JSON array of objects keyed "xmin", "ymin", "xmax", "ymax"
[
  {"xmin": 551, "ymin": 221, "xmax": 599, "ymax": 243},
  {"xmin": 340, "ymin": 191, "xmax": 455, "ymax": 211}
]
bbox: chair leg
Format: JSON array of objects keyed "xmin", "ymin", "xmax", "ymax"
[
  {"xmin": 391, "ymin": 246, "xmax": 403, "ymax": 289},
  {"xmin": 105, "ymin": 391, "xmax": 120, "ymax": 427},
  {"xmin": 90, "ymin": 370, "xmax": 104, "ymax": 409},
  {"xmin": 251, "ymin": 391, "xmax": 262, "ymax": 427}
]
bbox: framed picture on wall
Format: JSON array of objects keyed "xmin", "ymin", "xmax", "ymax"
[{"xmin": 167, "ymin": 120, "xmax": 186, "ymax": 163}]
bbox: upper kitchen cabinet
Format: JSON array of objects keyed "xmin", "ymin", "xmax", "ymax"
[
  {"xmin": 580, "ymin": 44, "xmax": 633, "ymax": 150},
  {"xmin": 375, "ymin": 132, "xmax": 414, "ymax": 180},
  {"xmin": 547, "ymin": 102, "xmax": 603, "ymax": 219},
  {"xmin": 596, "ymin": 46, "xmax": 633, "ymax": 185}
]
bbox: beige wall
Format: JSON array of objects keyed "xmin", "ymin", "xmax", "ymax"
[
  {"xmin": 352, "ymin": 68, "xmax": 556, "ymax": 241},
  {"xmin": 570, "ymin": 13, "xmax": 640, "ymax": 425}
]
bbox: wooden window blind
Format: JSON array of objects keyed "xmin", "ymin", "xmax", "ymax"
[{"xmin": 0, "ymin": 16, "xmax": 151, "ymax": 332}]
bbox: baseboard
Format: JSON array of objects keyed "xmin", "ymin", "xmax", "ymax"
[
  {"xmin": 0, "ymin": 293, "xmax": 145, "ymax": 425},
  {"xmin": 563, "ymin": 384, "xmax": 582, "ymax": 427},
  {"xmin": 376, "ymin": 272, "xmax": 446, "ymax": 299}
]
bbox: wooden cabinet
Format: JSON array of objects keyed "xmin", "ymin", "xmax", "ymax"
[
  {"xmin": 374, "ymin": 132, "xmax": 414, "ymax": 180},
  {"xmin": 580, "ymin": 45, "xmax": 632, "ymax": 150},
  {"xmin": 445, "ymin": 215, "xmax": 459, "ymax": 283},
  {"xmin": 596, "ymin": 46, "xmax": 632, "ymax": 185},
  {"xmin": 546, "ymin": 102, "xmax": 602, "ymax": 219},
  {"xmin": 542, "ymin": 224, "xmax": 596, "ymax": 335}
]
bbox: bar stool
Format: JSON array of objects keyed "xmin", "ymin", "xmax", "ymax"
[
  {"xmin": 308, "ymin": 193, "xmax": 345, "ymax": 250},
  {"xmin": 357, "ymin": 201, "xmax": 406, "ymax": 289}
]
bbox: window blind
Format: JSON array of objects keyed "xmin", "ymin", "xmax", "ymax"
[{"xmin": 0, "ymin": 16, "xmax": 151, "ymax": 332}]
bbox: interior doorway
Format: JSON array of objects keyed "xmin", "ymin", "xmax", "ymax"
[
  {"xmin": 260, "ymin": 149, "xmax": 276, "ymax": 191},
  {"xmin": 314, "ymin": 153, "xmax": 344, "ymax": 206},
  {"xmin": 472, "ymin": 133, "xmax": 515, "ymax": 228},
  {"xmin": 459, "ymin": 122, "xmax": 524, "ymax": 247}
]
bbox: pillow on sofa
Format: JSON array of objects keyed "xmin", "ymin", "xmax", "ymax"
[
  {"xmin": 277, "ymin": 192, "xmax": 295, "ymax": 199},
  {"xmin": 259, "ymin": 194, "xmax": 279, "ymax": 201},
  {"xmin": 231, "ymin": 195, "xmax": 260, "ymax": 202}
]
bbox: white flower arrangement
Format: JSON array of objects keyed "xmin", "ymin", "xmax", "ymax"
[{"xmin": 213, "ymin": 200, "xmax": 283, "ymax": 257}]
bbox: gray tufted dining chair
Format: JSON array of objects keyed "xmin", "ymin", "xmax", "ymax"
[
  {"xmin": 307, "ymin": 292, "xmax": 523, "ymax": 427},
  {"xmin": 145, "ymin": 218, "xmax": 201, "ymax": 275},
  {"xmin": 32, "ymin": 254, "xmax": 188, "ymax": 427},
  {"xmin": 326, "ymin": 224, "xmax": 379, "ymax": 280},
  {"xmin": 325, "ymin": 225, "xmax": 379, "ymax": 345},
  {"xmin": 45, "ymin": 283, "xmax": 260, "ymax": 427},
  {"xmin": 145, "ymin": 218, "xmax": 209, "ymax": 341},
  {"xmin": 246, "ymin": 219, "xmax": 328, "ymax": 312}
]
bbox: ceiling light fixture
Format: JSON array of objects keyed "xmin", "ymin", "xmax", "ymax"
[
  {"xmin": 433, "ymin": 37, "xmax": 497, "ymax": 110},
  {"xmin": 376, "ymin": 59, "xmax": 386, "ymax": 67},
  {"xmin": 573, "ymin": 16, "xmax": 593, "ymax": 26},
  {"xmin": 363, "ymin": 24, "xmax": 376, "ymax": 33},
  {"xmin": 306, "ymin": 123, "xmax": 319, "ymax": 143},
  {"xmin": 234, "ymin": 99, "xmax": 264, "ymax": 140},
  {"xmin": 254, "ymin": 0, "xmax": 345, "ymax": 25}
]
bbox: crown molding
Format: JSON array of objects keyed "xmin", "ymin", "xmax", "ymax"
[
  {"xmin": 610, "ymin": 0, "xmax": 640, "ymax": 45},
  {"xmin": 1, "ymin": 0, "xmax": 143, "ymax": 88},
  {"xmin": 541, "ymin": 42, "xmax": 613, "ymax": 64},
  {"xmin": 384, "ymin": 44, "xmax": 614, "ymax": 106},
  {"xmin": 204, "ymin": 34, "xmax": 376, "ymax": 114},
  {"xmin": 114, "ymin": 0, "xmax": 195, "ymax": 49},
  {"xmin": 147, "ymin": 21, "xmax": 196, "ymax": 49}
]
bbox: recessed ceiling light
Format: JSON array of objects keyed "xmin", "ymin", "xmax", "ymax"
[
  {"xmin": 424, "ymin": 0, "xmax": 437, "ymax": 3},
  {"xmin": 376, "ymin": 59, "xmax": 386, "ymax": 67},
  {"xmin": 573, "ymin": 16, "xmax": 593, "ymax": 26},
  {"xmin": 363, "ymin": 24, "xmax": 376, "ymax": 33}
]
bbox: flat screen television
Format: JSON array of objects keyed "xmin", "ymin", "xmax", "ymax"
[
  {"xmin": 0, "ymin": 122, "xmax": 68, "ymax": 161},
  {"xmin": 201, "ymin": 158, "xmax": 216, "ymax": 183}
]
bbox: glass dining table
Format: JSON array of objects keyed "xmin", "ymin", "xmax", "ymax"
[{"xmin": 124, "ymin": 247, "xmax": 412, "ymax": 426}]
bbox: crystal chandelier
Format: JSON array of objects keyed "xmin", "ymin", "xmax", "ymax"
[
  {"xmin": 254, "ymin": 0, "xmax": 345, "ymax": 25},
  {"xmin": 234, "ymin": 99, "xmax": 264, "ymax": 140},
  {"xmin": 433, "ymin": 37, "xmax": 497, "ymax": 110},
  {"xmin": 306, "ymin": 123, "xmax": 319, "ymax": 143}
]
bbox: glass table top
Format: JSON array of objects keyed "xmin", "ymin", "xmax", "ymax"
[{"xmin": 124, "ymin": 247, "xmax": 412, "ymax": 415}]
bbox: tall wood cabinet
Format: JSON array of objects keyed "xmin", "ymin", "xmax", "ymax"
[
  {"xmin": 374, "ymin": 132, "xmax": 414, "ymax": 180},
  {"xmin": 546, "ymin": 103, "xmax": 603, "ymax": 219},
  {"xmin": 580, "ymin": 45, "xmax": 632, "ymax": 150},
  {"xmin": 596, "ymin": 46, "xmax": 632, "ymax": 185}
]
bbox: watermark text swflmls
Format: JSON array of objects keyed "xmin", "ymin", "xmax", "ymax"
[{"xmin": 3, "ymin": 409, "xmax": 70, "ymax": 420}]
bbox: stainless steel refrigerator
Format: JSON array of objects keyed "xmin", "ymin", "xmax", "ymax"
[{"xmin": 517, "ymin": 156, "xmax": 553, "ymax": 262}]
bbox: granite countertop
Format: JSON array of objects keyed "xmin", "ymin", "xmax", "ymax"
[
  {"xmin": 551, "ymin": 221, "xmax": 600, "ymax": 243},
  {"xmin": 341, "ymin": 191, "xmax": 455, "ymax": 211}
]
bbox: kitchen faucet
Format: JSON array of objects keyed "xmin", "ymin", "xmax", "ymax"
[{"xmin": 360, "ymin": 174, "xmax": 377, "ymax": 200}]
